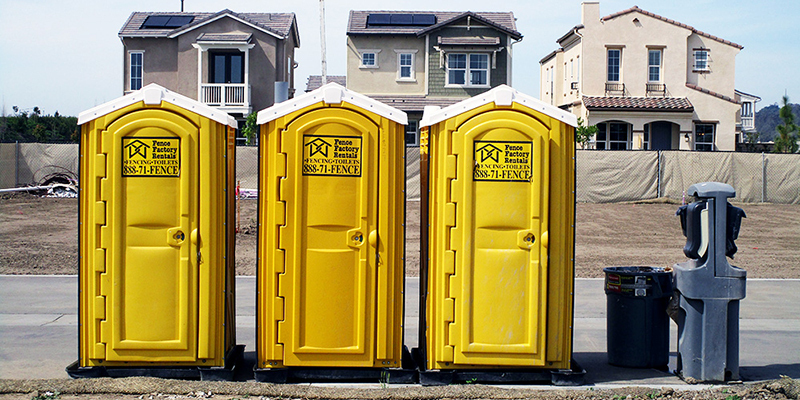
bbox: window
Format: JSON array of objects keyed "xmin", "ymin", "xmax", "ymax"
[
  {"xmin": 607, "ymin": 49, "xmax": 621, "ymax": 82},
  {"xmin": 399, "ymin": 53, "xmax": 413, "ymax": 79},
  {"xmin": 643, "ymin": 124, "xmax": 650, "ymax": 150},
  {"xmin": 695, "ymin": 123, "xmax": 714, "ymax": 151},
  {"xmin": 360, "ymin": 51, "xmax": 378, "ymax": 68},
  {"xmin": 447, "ymin": 53, "xmax": 489, "ymax": 87},
  {"xmin": 130, "ymin": 52, "xmax": 143, "ymax": 91},
  {"xmin": 741, "ymin": 102, "xmax": 753, "ymax": 118},
  {"xmin": 694, "ymin": 49, "xmax": 709, "ymax": 71},
  {"xmin": 394, "ymin": 49, "xmax": 416, "ymax": 81},
  {"xmin": 595, "ymin": 122, "xmax": 630, "ymax": 150},
  {"xmin": 405, "ymin": 120, "xmax": 419, "ymax": 145},
  {"xmin": 648, "ymin": 49, "xmax": 662, "ymax": 82},
  {"xmin": 210, "ymin": 51, "xmax": 244, "ymax": 84}
]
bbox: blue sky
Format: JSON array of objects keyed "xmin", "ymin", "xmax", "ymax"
[{"xmin": 0, "ymin": 0, "xmax": 798, "ymax": 116}]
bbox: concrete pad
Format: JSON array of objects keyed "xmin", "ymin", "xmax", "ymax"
[{"xmin": 1, "ymin": 275, "xmax": 798, "ymax": 384}]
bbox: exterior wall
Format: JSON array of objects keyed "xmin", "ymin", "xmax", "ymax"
[
  {"xmin": 427, "ymin": 27, "xmax": 509, "ymax": 97},
  {"xmin": 122, "ymin": 37, "xmax": 180, "ymax": 93},
  {"xmin": 559, "ymin": 39, "xmax": 582, "ymax": 106},
  {"xmin": 542, "ymin": 3, "xmax": 742, "ymax": 151},
  {"xmin": 346, "ymin": 35, "xmax": 426, "ymax": 94},
  {"xmin": 122, "ymin": 16, "xmax": 293, "ymax": 114}
]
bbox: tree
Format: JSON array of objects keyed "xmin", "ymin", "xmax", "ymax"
[
  {"xmin": 773, "ymin": 95, "xmax": 799, "ymax": 153},
  {"xmin": 743, "ymin": 130, "xmax": 761, "ymax": 152},
  {"xmin": 575, "ymin": 117, "xmax": 598, "ymax": 149},
  {"xmin": 241, "ymin": 112, "xmax": 258, "ymax": 145}
]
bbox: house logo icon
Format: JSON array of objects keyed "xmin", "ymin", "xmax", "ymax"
[
  {"xmin": 305, "ymin": 137, "xmax": 332, "ymax": 158},
  {"xmin": 124, "ymin": 139, "xmax": 150, "ymax": 159},
  {"xmin": 475, "ymin": 143, "xmax": 503, "ymax": 163}
]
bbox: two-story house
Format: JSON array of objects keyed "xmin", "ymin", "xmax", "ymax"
[
  {"xmin": 540, "ymin": 2, "xmax": 752, "ymax": 151},
  {"xmin": 345, "ymin": 10, "xmax": 522, "ymax": 145},
  {"xmin": 119, "ymin": 9, "xmax": 299, "ymax": 126}
]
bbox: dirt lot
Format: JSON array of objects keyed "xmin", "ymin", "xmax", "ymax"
[
  {"xmin": 1, "ymin": 193, "xmax": 799, "ymax": 278},
  {"xmin": 0, "ymin": 376, "xmax": 798, "ymax": 400}
]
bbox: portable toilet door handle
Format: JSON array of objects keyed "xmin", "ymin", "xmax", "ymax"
[
  {"xmin": 368, "ymin": 230, "xmax": 378, "ymax": 248},
  {"xmin": 191, "ymin": 229, "xmax": 202, "ymax": 264},
  {"xmin": 517, "ymin": 230, "xmax": 535, "ymax": 249}
]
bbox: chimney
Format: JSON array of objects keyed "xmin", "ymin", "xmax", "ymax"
[{"xmin": 582, "ymin": 2, "xmax": 600, "ymax": 25}]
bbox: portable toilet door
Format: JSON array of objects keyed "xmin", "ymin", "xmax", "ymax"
[
  {"xmin": 71, "ymin": 84, "xmax": 240, "ymax": 378},
  {"xmin": 419, "ymin": 85, "xmax": 578, "ymax": 375},
  {"xmin": 255, "ymin": 83, "xmax": 408, "ymax": 377}
]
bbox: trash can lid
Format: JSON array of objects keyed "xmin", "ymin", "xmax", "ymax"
[{"xmin": 603, "ymin": 266, "xmax": 673, "ymax": 275}]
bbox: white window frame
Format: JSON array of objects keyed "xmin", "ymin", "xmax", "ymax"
[
  {"xmin": 648, "ymin": 49, "xmax": 662, "ymax": 82},
  {"xmin": 694, "ymin": 49, "xmax": 710, "ymax": 72},
  {"xmin": 594, "ymin": 121, "xmax": 631, "ymax": 150},
  {"xmin": 405, "ymin": 120, "xmax": 419, "ymax": 146},
  {"xmin": 359, "ymin": 49, "xmax": 381, "ymax": 69},
  {"xmin": 694, "ymin": 123, "xmax": 715, "ymax": 151},
  {"xmin": 129, "ymin": 51, "xmax": 144, "ymax": 91},
  {"xmin": 607, "ymin": 48, "xmax": 621, "ymax": 82},
  {"xmin": 394, "ymin": 49, "xmax": 417, "ymax": 82},
  {"xmin": 446, "ymin": 52, "xmax": 490, "ymax": 88}
]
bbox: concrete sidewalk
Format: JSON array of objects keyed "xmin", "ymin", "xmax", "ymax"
[{"xmin": 1, "ymin": 275, "xmax": 798, "ymax": 385}]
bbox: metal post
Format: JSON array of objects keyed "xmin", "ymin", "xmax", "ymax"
[
  {"xmin": 762, "ymin": 152, "xmax": 768, "ymax": 203},
  {"xmin": 15, "ymin": 141, "xmax": 19, "ymax": 187},
  {"xmin": 319, "ymin": 0, "xmax": 327, "ymax": 85},
  {"xmin": 656, "ymin": 150, "xmax": 662, "ymax": 198}
]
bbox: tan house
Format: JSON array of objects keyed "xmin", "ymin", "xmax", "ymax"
[
  {"xmin": 540, "ymin": 2, "xmax": 750, "ymax": 151},
  {"xmin": 345, "ymin": 11, "xmax": 522, "ymax": 145},
  {"xmin": 119, "ymin": 9, "xmax": 300, "ymax": 125}
]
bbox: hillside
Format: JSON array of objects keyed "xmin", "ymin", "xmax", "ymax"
[{"xmin": 755, "ymin": 102, "xmax": 800, "ymax": 142}]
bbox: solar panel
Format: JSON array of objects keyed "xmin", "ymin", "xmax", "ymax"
[
  {"xmin": 166, "ymin": 16, "xmax": 194, "ymax": 27},
  {"xmin": 390, "ymin": 14, "xmax": 413, "ymax": 25},
  {"xmin": 413, "ymin": 14, "xmax": 437, "ymax": 26},
  {"xmin": 367, "ymin": 14, "xmax": 392, "ymax": 26},
  {"xmin": 141, "ymin": 15, "xmax": 171, "ymax": 28},
  {"xmin": 140, "ymin": 15, "xmax": 194, "ymax": 29}
]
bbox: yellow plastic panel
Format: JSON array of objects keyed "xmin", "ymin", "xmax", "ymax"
[
  {"xmin": 104, "ymin": 110, "xmax": 198, "ymax": 362},
  {"xmin": 281, "ymin": 109, "xmax": 378, "ymax": 367},
  {"xmin": 451, "ymin": 110, "xmax": 550, "ymax": 367}
]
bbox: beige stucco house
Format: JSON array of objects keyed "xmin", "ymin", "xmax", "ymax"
[
  {"xmin": 540, "ymin": 2, "xmax": 751, "ymax": 151},
  {"xmin": 345, "ymin": 11, "xmax": 522, "ymax": 145},
  {"xmin": 119, "ymin": 9, "xmax": 299, "ymax": 126}
]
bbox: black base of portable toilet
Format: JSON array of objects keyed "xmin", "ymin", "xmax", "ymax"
[{"xmin": 604, "ymin": 267, "xmax": 673, "ymax": 369}]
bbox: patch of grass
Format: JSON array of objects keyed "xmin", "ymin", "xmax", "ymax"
[{"xmin": 31, "ymin": 391, "xmax": 60, "ymax": 400}]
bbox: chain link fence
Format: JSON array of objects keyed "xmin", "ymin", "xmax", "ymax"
[
  {"xmin": 4, "ymin": 144, "xmax": 799, "ymax": 204},
  {"xmin": 576, "ymin": 150, "xmax": 800, "ymax": 204}
]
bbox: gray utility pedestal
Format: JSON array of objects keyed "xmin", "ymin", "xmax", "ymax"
[{"xmin": 673, "ymin": 182, "xmax": 746, "ymax": 382}]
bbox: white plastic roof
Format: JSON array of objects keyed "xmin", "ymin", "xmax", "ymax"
[
  {"xmin": 77, "ymin": 83, "xmax": 238, "ymax": 128},
  {"xmin": 420, "ymin": 84, "xmax": 577, "ymax": 128},
  {"xmin": 257, "ymin": 82, "xmax": 408, "ymax": 126}
]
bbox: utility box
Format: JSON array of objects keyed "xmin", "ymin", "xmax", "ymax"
[
  {"xmin": 673, "ymin": 182, "xmax": 746, "ymax": 382},
  {"xmin": 418, "ymin": 85, "xmax": 580, "ymax": 385},
  {"xmin": 69, "ymin": 84, "xmax": 241, "ymax": 380},
  {"xmin": 255, "ymin": 83, "xmax": 412, "ymax": 382}
]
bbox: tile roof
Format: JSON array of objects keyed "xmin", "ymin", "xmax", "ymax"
[
  {"xmin": 601, "ymin": 6, "xmax": 743, "ymax": 50},
  {"xmin": 347, "ymin": 11, "xmax": 520, "ymax": 39},
  {"xmin": 686, "ymin": 83, "xmax": 740, "ymax": 104},
  {"xmin": 439, "ymin": 36, "xmax": 501, "ymax": 46},
  {"xmin": 305, "ymin": 75, "xmax": 347, "ymax": 92},
  {"xmin": 583, "ymin": 96, "xmax": 694, "ymax": 112},
  {"xmin": 368, "ymin": 95, "xmax": 466, "ymax": 113},
  {"xmin": 119, "ymin": 10, "xmax": 297, "ymax": 41},
  {"xmin": 196, "ymin": 33, "xmax": 252, "ymax": 42}
]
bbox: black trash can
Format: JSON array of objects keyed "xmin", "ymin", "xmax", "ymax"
[{"xmin": 603, "ymin": 266, "xmax": 673, "ymax": 369}]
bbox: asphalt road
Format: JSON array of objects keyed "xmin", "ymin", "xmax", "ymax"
[{"xmin": 1, "ymin": 276, "xmax": 798, "ymax": 386}]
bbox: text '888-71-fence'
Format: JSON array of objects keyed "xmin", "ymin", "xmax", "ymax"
[{"xmin": 2, "ymin": 143, "xmax": 798, "ymax": 204}]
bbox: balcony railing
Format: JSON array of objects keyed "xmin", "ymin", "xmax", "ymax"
[
  {"xmin": 646, "ymin": 83, "xmax": 666, "ymax": 96},
  {"xmin": 201, "ymin": 83, "xmax": 250, "ymax": 108},
  {"xmin": 605, "ymin": 82, "xmax": 625, "ymax": 96},
  {"xmin": 742, "ymin": 117, "xmax": 755, "ymax": 130}
]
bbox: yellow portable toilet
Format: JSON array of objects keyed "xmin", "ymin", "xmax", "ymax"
[
  {"xmin": 254, "ymin": 83, "xmax": 413, "ymax": 382},
  {"xmin": 418, "ymin": 85, "xmax": 581, "ymax": 385},
  {"xmin": 68, "ymin": 84, "xmax": 241, "ymax": 380}
]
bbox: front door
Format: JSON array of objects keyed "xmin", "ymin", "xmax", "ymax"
[
  {"xmin": 104, "ymin": 109, "xmax": 199, "ymax": 362},
  {"xmin": 451, "ymin": 110, "xmax": 549, "ymax": 367},
  {"xmin": 650, "ymin": 121, "xmax": 673, "ymax": 150},
  {"xmin": 281, "ymin": 109, "xmax": 379, "ymax": 367}
]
